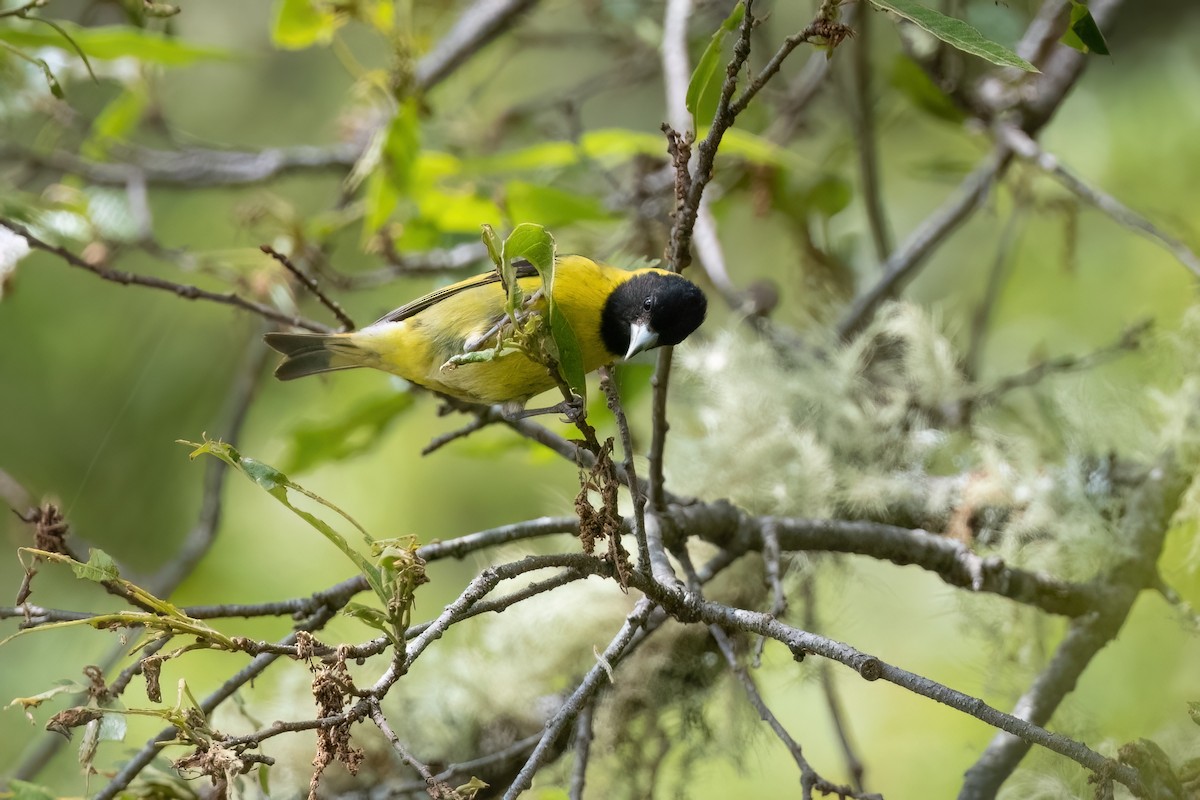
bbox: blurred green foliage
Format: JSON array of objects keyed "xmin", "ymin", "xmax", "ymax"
[{"xmin": 0, "ymin": 0, "xmax": 1198, "ymax": 797}]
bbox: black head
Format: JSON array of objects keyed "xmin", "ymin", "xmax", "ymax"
[{"xmin": 600, "ymin": 271, "xmax": 708, "ymax": 360}]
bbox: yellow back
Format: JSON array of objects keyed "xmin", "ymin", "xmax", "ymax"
[{"xmin": 348, "ymin": 256, "xmax": 647, "ymax": 403}]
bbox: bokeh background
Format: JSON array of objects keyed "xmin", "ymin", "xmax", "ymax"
[{"xmin": 2, "ymin": 0, "xmax": 1199, "ymax": 796}]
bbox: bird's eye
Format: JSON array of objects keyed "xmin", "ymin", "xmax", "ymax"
[{"xmin": 643, "ymin": 296, "xmax": 653, "ymax": 311}]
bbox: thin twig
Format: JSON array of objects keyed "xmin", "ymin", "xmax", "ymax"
[
  {"xmin": 764, "ymin": 50, "xmax": 835, "ymax": 143},
  {"xmin": 646, "ymin": 347, "xmax": 675, "ymax": 514},
  {"xmin": 967, "ymin": 318, "xmax": 1151, "ymax": 410},
  {"xmin": 0, "ymin": 218, "xmax": 330, "ymax": 332},
  {"xmin": 370, "ymin": 701, "xmax": 452, "ymax": 798},
  {"xmin": 964, "ymin": 202, "xmax": 1026, "ymax": 381},
  {"xmin": 387, "ymin": 733, "xmax": 542, "ymax": 795},
  {"xmin": 568, "ymin": 702, "xmax": 595, "ymax": 800},
  {"xmin": 599, "ymin": 366, "xmax": 650, "ymax": 572},
  {"xmin": 421, "ymin": 413, "xmax": 498, "ymax": 455},
  {"xmin": 12, "ymin": 322, "xmax": 272, "ymax": 781},
  {"xmin": 998, "ymin": 122, "xmax": 1200, "ymax": 280},
  {"xmin": 960, "ymin": 444, "xmax": 1189, "ymax": 798},
  {"xmin": 727, "ymin": 10, "xmax": 851, "ymax": 120},
  {"xmin": 417, "ymin": 515, "xmax": 579, "ymax": 561},
  {"xmin": 332, "ymin": 240, "xmax": 487, "ymax": 290},
  {"xmin": 503, "ymin": 598, "xmax": 658, "ymax": 798},
  {"xmin": 95, "ymin": 605, "xmax": 343, "ymax": 799},
  {"xmin": 836, "ymin": 143, "xmax": 1013, "ymax": 340},
  {"xmin": 663, "ymin": 0, "xmax": 757, "ymax": 272},
  {"xmin": 260, "ymin": 245, "xmax": 356, "ymax": 330},
  {"xmin": 849, "ymin": 7, "xmax": 893, "ymax": 262},
  {"xmin": 752, "ymin": 519, "xmax": 786, "ymax": 666},
  {"xmin": 0, "ymin": 141, "xmax": 360, "ymax": 187},
  {"xmin": 415, "ymin": 0, "xmax": 541, "ymax": 90},
  {"xmin": 711, "ymin": 623, "xmax": 874, "ymax": 800},
  {"xmin": 802, "ymin": 577, "xmax": 866, "ymax": 793},
  {"xmin": 660, "ymin": 0, "xmax": 741, "ymax": 306},
  {"xmin": 674, "ymin": 552, "xmax": 862, "ymax": 798}
]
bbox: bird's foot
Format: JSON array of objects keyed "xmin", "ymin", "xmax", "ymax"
[{"xmin": 502, "ymin": 394, "xmax": 586, "ymax": 423}]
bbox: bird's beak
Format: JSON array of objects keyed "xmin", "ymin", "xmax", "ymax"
[{"xmin": 624, "ymin": 322, "xmax": 659, "ymax": 360}]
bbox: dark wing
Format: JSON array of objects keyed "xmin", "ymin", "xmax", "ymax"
[{"xmin": 372, "ymin": 260, "xmax": 539, "ymax": 325}]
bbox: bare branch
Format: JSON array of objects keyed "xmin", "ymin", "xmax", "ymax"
[
  {"xmin": 964, "ymin": 203, "xmax": 1026, "ymax": 381},
  {"xmin": 0, "ymin": 142, "xmax": 359, "ymax": 187},
  {"xmin": 333, "ymin": 241, "xmax": 487, "ymax": 290},
  {"xmin": 960, "ymin": 444, "xmax": 1192, "ymax": 797},
  {"xmin": 568, "ymin": 702, "xmax": 595, "ymax": 800},
  {"xmin": 260, "ymin": 245, "xmax": 357, "ymax": 330},
  {"xmin": 503, "ymin": 598, "xmax": 659, "ymax": 799},
  {"xmin": 836, "ymin": 143, "xmax": 1013, "ymax": 341},
  {"xmin": 849, "ymin": 7, "xmax": 893, "ymax": 262},
  {"xmin": 802, "ymin": 579, "xmax": 867, "ymax": 793},
  {"xmin": 998, "ymin": 122, "xmax": 1200, "ymax": 279},
  {"xmin": 709, "ymin": 624, "xmax": 877, "ymax": 800},
  {"xmin": 966, "ymin": 318, "xmax": 1151, "ymax": 411},
  {"xmin": 599, "ymin": 366, "xmax": 651, "ymax": 573},
  {"xmin": 0, "ymin": 218, "xmax": 330, "ymax": 333},
  {"xmin": 415, "ymin": 0, "xmax": 541, "ymax": 91},
  {"xmin": 370, "ymin": 702, "xmax": 453, "ymax": 798}
]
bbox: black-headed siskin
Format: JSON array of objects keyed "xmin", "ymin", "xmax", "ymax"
[{"xmin": 264, "ymin": 255, "xmax": 707, "ymax": 404}]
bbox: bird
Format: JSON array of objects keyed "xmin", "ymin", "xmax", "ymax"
[{"xmin": 264, "ymin": 255, "xmax": 707, "ymax": 405}]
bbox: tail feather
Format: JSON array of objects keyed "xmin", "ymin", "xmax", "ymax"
[{"xmin": 264, "ymin": 331, "xmax": 366, "ymax": 381}]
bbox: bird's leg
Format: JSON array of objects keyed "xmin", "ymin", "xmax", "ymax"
[{"xmin": 502, "ymin": 394, "xmax": 586, "ymax": 423}]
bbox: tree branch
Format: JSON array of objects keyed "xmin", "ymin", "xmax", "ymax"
[{"xmin": 0, "ymin": 218, "xmax": 330, "ymax": 332}]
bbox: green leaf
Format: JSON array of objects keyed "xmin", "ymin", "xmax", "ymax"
[
  {"xmin": 481, "ymin": 224, "xmax": 503, "ymax": 270},
  {"xmin": 182, "ymin": 438, "xmax": 388, "ymax": 606},
  {"xmin": 1061, "ymin": 1, "xmax": 1110, "ymax": 55},
  {"xmin": 506, "ymin": 221, "xmax": 556, "ymax": 321},
  {"xmin": 0, "ymin": 22, "xmax": 232, "ymax": 65},
  {"xmin": 549, "ymin": 311, "xmax": 587, "ymax": 401},
  {"xmin": 71, "ymin": 549, "xmax": 119, "ymax": 583},
  {"xmin": 504, "ymin": 181, "xmax": 613, "ymax": 227},
  {"xmin": 502, "ymin": 225, "xmax": 586, "ymax": 400},
  {"xmin": 282, "ymin": 391, "xmax": 415, "ymax": 474},
  {"xmin": 383, "ymin": 100, "xmax": 420, "ymax": 192},
  {"xmin": 483, "ymin": 223, "xmax": 521, "ymax": 314},
  {"xmin": 362, "ymin": 102, "xmax": 420, "ymax": 235},
  {"xmin": 442, "ymin": 348, "xmax": 502, "ymax": 369},
  {"xmin": 0, "ymin": 39, "xmax": 64, "ymax": 98},
  {"xmin": 8, "ymin": 780, "xmax": 56, "ymax": 800},
  {"xmin": 806, "ymin": 175, "xmax": 853, "ymax": 219},
  {"xmin": 890, "ymin": 55, "xmax": 966, "ymax": 123},
  {"xmin": 343, "ymin": 602, "xmax": 395, "ymax": 638},
  {"xmin": 272, "ymin": 0, "xmax": 343, "ymax": 49},
  {"xmin": 685, "ymin": 1, "xmax": 745, "ymax": 133},
  {"xmin": 504, "ymin": 223, "xmax": 555, "ymax": 294},
  {"xmin": 98, "ymin": 712, "xmax": 126, "ymax": 742},
  {"xmin": 867, "ymin": 0, "xmax": 1037, "ymax": 72},
  {"xmin": 82, "ymin": 86, "xmax": 149, "ymax": 160},
  {"xmin": 468, "ymin": 127, "xmax": 808, "ymax": 176},
  {"xmin": 417, "ymin": 187, "xmax": 504, "ymax": 234},
  {"xmin": 363, "ymin": 171, "xmax": 400, "ymax": 236}
]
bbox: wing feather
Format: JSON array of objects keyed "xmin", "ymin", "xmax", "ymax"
[{"xmin": 371, "ymin": 260, "xmax": 538, "ymax": 325}]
